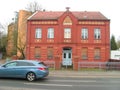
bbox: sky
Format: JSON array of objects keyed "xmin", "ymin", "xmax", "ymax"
[{"xmin": 0, "ymin": 0, "xmax": 120, "ymax": 40}]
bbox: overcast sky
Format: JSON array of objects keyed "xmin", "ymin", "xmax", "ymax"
[{"xmin": 0, "ymin": 0, "xmax": 120, "ymax": 40}]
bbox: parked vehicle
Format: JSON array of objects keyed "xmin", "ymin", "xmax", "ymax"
[{"xmin": 0, "ymin": 60, "xmax": 49, "ymax": 81}]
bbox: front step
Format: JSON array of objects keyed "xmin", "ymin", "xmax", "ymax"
[{"xmin": 61, "ymin": 65, "xmax": 73, "ymax": 70}]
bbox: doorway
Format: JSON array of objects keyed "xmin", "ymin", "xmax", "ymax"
[{"xmin": 62, "ymin": 47, "xmax": 72, "ymax": 67}]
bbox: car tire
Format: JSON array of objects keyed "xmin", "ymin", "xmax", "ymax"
[{"xmin": 26, "ymin": 72, "xmax": 36, "ymax": 81}]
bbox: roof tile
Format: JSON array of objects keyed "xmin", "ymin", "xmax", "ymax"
[{"xmin": 29, "ymin": 11, "xmax": 108, "ymax": 20}]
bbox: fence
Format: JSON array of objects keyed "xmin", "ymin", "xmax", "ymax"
[
  {"xmin": 42, "ymin": 60, "xmax": 55, "ymax": 69},
  {"xmin": 41, "ymin": 61, "xmax": 120, "ymax": 70},
  {"xmin": 106, "ymin": 62, "xmax": 120, "ymax": 70},
  {"xmin": 78, "ymin": 62, "xmax": 120, "ymax": 70}
]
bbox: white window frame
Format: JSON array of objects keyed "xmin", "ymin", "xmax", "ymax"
[
  {"xmin": 47, "ymin": 28, "xmax": 54, "ymax": 38},
  {"xmin": 81, "ymin": 28, "xmax": 88, "ymax": 39},
  {"xmin": 35, "ymin": 28, "xmax": 42, "ymax": 38},
  {"xmin": 94, "ymin": 28, "xmax": 101, "ymax": 39},
  {"xmin": 64, "ymin": 28, "xmax": 71, "ymax": 38}
]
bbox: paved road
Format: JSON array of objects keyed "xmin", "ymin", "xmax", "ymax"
[{"xmin": 1, "ymin": 76, "xmax": 120, "ymax": 90}]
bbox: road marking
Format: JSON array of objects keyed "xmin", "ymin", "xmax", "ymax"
[
  {"xmin": 24, "ymin": 83, "xmax": 73, "ymax": 87},
  {"xmin": 24, "ymin": 83, "xmax": 120, "ymax": 88},
  {"xmin": 49, "ymin": 79, "xmax": 97, "ymax": 83}
]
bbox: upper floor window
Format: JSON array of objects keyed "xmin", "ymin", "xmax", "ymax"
[
  {"xmin": 81, "ymin": 28, "xmax": 88, "ymax": 39},
  {"xmin": 35, "ymin": 28, "xmax": 42, "ymax": 38},
  {"xmin": 94, "ymin": 28, "xmax": 101, "ymax": 39},
  {"xmin": 47, "ymin": 28, "xmax": 54, "ymax": 38},
  {"xmin": 64, "ymin": 28, "xmax": 71, "ymax": 38}
]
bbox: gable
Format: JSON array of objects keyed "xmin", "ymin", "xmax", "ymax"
[{"xmin": 63, "ymin": 16, "xmax": 72, "ymax": 25}]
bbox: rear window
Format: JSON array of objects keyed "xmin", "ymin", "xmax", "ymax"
[{"xmin": 38, "ymin": 62, "xmax": 46, "ymax": 66}]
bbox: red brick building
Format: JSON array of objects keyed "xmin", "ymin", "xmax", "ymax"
[{"xmin": 26, "ymin": 8, "xmax": 110, "ymax": 69}]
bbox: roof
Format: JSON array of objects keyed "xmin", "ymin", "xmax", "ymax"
[{"xmin": 28, "ymin": 11, "xmax": 109, "ymax": 20}]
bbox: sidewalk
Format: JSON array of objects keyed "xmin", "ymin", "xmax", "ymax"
[{"xmin": 49, "ymin": 70, "xmax": 120, "ymax": 78}]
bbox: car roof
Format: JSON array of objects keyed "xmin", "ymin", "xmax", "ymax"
[
  {"xmin": 7, "ymin": 60, "xmax": 41, "ymax": 64},
  {"xmin": 19, "ymin": 60, "xmax": 40, "ymax": 63}
]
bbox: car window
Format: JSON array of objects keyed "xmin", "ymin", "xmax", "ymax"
[
  {"xmin": 5, "ymin": 62, "xmax": 17, "ymax": 67},
  {"xmin": 38, "ymin": 62, "xmax": 46, "ymax": 66},
  {"xmin": 18, "ymin": 62, "xmax": 35, "ymax": 66}
]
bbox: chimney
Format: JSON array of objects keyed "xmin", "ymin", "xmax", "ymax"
[{"xmin": 66, "ymin": 7, "xmax": 70, "ymax": 11}]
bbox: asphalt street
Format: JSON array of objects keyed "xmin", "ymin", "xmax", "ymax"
[{"xmin": 0, "ymin": 76, "xmax": 120, "ymax": 90}]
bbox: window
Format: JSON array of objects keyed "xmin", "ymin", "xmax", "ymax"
[
  {"xmin": 64, "ymin": 28, "xmax": 71, "ymax": 38},
  {"xmin": 69, "ymin": 53, "xmax": 71, "ymax": 58},
  {"xmin": 81, "ymin": 48, "xmax": 88, "ymax": 59},
  {"xmin": 94, "ymin": 48, "xmax": 100, "ymax": 59},
  {"xmin": 64, "ymin": 53, "xmax": 66, "ymax": 58},
  {"xmin": 34, "ymin": 47, "xmax": 41, "ymax": 58},
  {"xmin": 94, "ymin": 28, "xmax": 101, "ymax": 39},
  {"xmin": 5, "ymin": 62, "xmax": 17, "ymax": 67},
  {"xmin": 47, "ymin": 28, "xmax": 54, "ymax": 38},
  {"xmin": 81, "ymin": 28, "xmax": 88, "ymax": 39},
  {"xmin": 18, "ymin": 62, "xmax": 35, "ymax": 66},
  {"xmin": 35, "ymin": 28, "xmax": 42, "ymax": 38},
  {"xmin": 47, "ymin": 47, "xmax": 53, "ymax": 59}
]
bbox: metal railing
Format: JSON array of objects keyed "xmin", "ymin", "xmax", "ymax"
[
  {"xmin": 106, "ymin": 62, "xmax": 120, "ymax": 70},
  {"xmin": 78, "ymin": 62, "xmax": 120, "ymax": 70},
  {"xmin": 41, "ymin": 61, "xmax": 120, "ymax": 70}
]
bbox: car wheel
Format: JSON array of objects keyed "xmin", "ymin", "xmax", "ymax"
[{"xmin": 26, "ymin": 72, "xmax": 36, "ymax": 81}]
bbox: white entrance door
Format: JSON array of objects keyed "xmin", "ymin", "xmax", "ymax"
[{"xmin": 62, "ymin": 49, "xmax": 72, "ymax": 66}]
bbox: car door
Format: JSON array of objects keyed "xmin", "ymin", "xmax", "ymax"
[
  {"xmin": 0, "ymin": 61, "xmax": 18, "ymax": 77},
  {"xmin": 14, "ymin": 61, "xmax": 35, "ymax": 77}
]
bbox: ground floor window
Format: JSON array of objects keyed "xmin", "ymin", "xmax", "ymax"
[
  {"xmin": 81, "ymin": 47, "xmax": 88, "ymax": 60},
  {"xmin": 34, "ymin": 47, "xmax": 41, "ymax": 58},
  {"xmin": 94, "ymin": 48, "xmax": 101, "ymax": 59},
  {"xmin": 47, "ymin": 47, "xmax": 53, "ymax": 59}
]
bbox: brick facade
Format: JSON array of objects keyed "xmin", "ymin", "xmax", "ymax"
[{"xmin": 26, "ymin": 8, "xmax": 110, "ymax": 69}]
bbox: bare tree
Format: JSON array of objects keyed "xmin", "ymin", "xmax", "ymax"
[
  {"xmin": 0, "ymin": 23, "xmax": 4, "ymax": 48},
  {"xmin": 25, "ymin": 1, "xmax": 42, "ymax": 13},
  {"xmin": 0, "ymin": 23, "xmax": 7, "ymax": 58},
  {"xmin": 17, "ymin": 35, "xmax": 26, "ymax": 59},
  {"xmin": 16, "ymin": 1, "xmax": 43, "ymax": 59},
  {"xmin": 0, "ymin": 23, "xmax": 7, "ymax": 47}
]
